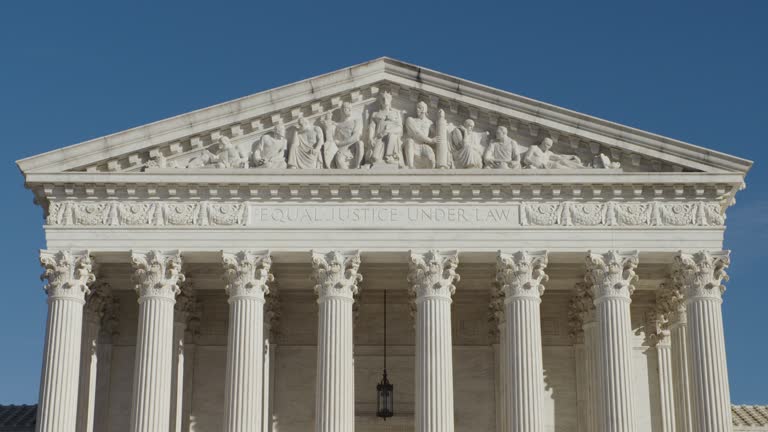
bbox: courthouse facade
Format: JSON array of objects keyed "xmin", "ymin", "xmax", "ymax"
[{"xmin": 17, "ymin": 58, "xmax": 754, "ymax": 432}]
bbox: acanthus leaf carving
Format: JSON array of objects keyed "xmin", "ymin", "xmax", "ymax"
[
  {"xmin": 222, "ymin": 250, "xmax": 273, "ymax": 300},
  {"xmin": 407, "ymin": 249, "xmax": 460, "ymax": 300},
  {"xmin": 585, "ymin": 250, "xmax": 639, "ymax": 301},
  {"xmin": 496, "ymin": 250, "xmax": 549, "ymax": 299},
  {"xmin": 672, "ymin": 250, "xmax": 730, "ymax": 301},
  {"xmin": 311, "ymin": 250, "xmax": 362, "ymax": 300},
  {"xmin": 131, "ymin": 250, "xmax": 184, "ymax": 300},
  {"xmin": 40, "ymin": 249, "xmax": 95, "ymax": 301}
]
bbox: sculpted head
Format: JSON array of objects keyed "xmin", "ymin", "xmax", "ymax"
[
  {"xmin": 540, "ymin": 137, "xmax": 554, "ymax": 151},
  {"xmin": 416, "ymin": 101, "xmax": 428, "ymax": 117},
  {"xmin": 297, "ymin": 115, "xmax": 311, "ymax": 130},
  {"xmin": 341, "ymin": 102, "xmax": 353, "ymax": 118},
  {"xmin": 274, "ymin": 120, "xmax": 285, "ymax": 138},
  {"xmin": 463, "ymin": 119, "xmax": 475, "ymax": 131},
  {"xmin": 380, "ymin": 91, "xmax": 393, "ymax": 108},
  {"xmin": 496, "ymin": 126, "xmax": 508, "ymax": 140}
]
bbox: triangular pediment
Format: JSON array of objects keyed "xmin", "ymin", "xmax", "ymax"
[{"xmin": 16, "ymin": 57, "xmax": 751, "ymax": 175}]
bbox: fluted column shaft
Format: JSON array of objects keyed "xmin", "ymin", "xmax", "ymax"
[
  {"xmin": 674, "ymin": 250, "xmax": 732, "ymax": 432},
  {"xmin": 170, "ymin": 317, "xmax": 186, "ymax": 432},
  {"xmin": 498, "ymin": 320, "xmax": 508, "ymax": 431},
  {"xmin": 410, "ymin": 250, "xmax": 460, "ymax": 432},
  {"xmin": 129, "ymin": 250, "xmax": 184, "ymax": 432},
  {"xmin": 583, "ymin": 316, "xmax": 600, "ymax": 432},
  {"xmin": 656, "ymin": 337, "xmax": 676, "ymax": 432},
  {"xmin": 669, "ymin": 310, "xmax": 693, "ymax": 432},
  {"xmin": 76, "ymin": 312, "xmax": 100, "ymax": 432},
  {"xmin": 221, "ymin": 251, "xmax": 272, "ymax": 432},
  {"xmin": 312, "ymin": 250, "xmax": 362, "ymax": 432},
  {"xmin": 37, "ymin": 250, "xmax": 95, "ymax": 432},
  {"xmin": 587, "ymin": 250, "xmax": 639, "ymax": 432},
  {"xmin": 497, "ymin": 250, "xmax": 548, "ymax": 432}
]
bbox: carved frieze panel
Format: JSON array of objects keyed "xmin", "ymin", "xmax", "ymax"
[
  {"xmin": 45, "ymin": 199, "xmax": 724, "ymax": 228},
  {"xmin": 520, "ymin": 201, "xmax": 724, "ymax": 227}
]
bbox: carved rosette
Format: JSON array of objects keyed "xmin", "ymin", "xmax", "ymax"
[
  {"xmin": 585, "ymin": 250, "xmax": 639, "ymax": 302},
  {"xmin": 673, "ymin": 250, "xmax": 730, "ymax": 302},
  {"xmin": 40, "ymin": 250, "xmax": 95, "ymax": 302},
  {"xmin": 311, "ymin": 250, "xmax": 362, "ymax": 300},
  {"xmin": 568, "ymin": 282, "xmax": 593, "ymax": 341},
  {"xmin": 222, "ymin": 250, "xmax": 273, "ymax": 301},
  {"xmin": 496, "ymin": 250, "xmax": 548, "ymax": 301},
  {"xmin": 408, "ymin": 249, "xmax": 460, "ymax": 301},
  {"xmin": 131, "ymin": 250, "xmax": 184, "ymax": 301}
]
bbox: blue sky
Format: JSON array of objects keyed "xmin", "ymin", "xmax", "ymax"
[{"xmin": 1, "ymin": 1, "xmax": 766, "ymax": 404}]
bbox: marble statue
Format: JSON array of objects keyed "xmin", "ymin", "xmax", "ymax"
[
  {"xmin": 367, "ymin": 91, "xmax": 404, "ymax": 166},
  {"xmin": 450, "ymin": 119, "xmax": 486, "ymax": 169},
  {"xmin": 483, "ymin": 126, "xmax": 520, "ymax": 169},
  {"xmin": 404, "ymin": 101, "xmax": 439, "ymax": 169},
  {"xmin": 321, "ymin": 102, "xmax": 364, "ymax": 169},
  {"xmin": 251, "ymin": 120, "xmax": 288, "ymax": 169},
  {"xmin": 522, "ymin": 137, "xmax": 584, "ymax": 169},
  {"xmin": 187, "ymin": 136, "xmax": 248, "ymax": 169},
  {"xmin": 287, "ymin": 115, "xmax": 325, "ymax": 169}
]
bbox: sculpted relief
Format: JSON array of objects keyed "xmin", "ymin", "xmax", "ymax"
[{"xmin": 153, "ymin": 90, "xmax": 623, "ymax": 171}]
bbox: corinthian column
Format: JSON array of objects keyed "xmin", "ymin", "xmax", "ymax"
[
  {"xmin": 221, "ymin": 250, "xmax": 273, "ymax": 432},
  {"xmin": 76, "ymin": 282, "xmax": 113, "ymax": 432},
  {"xmin": 648, "ymin": 289, "xmax": 676, "ymax": 432},
  {"xmin": 673, "ymin": 251, "xmax": 732, "ymax": 432},
  {"xmin": 497, "ymin": 250, "xmax": 548, "ymax": 432},
  {"xmin": 570, "ymin": 283, "xmax": 598, "ymax": 432},
  {"xmin": 408, "ymin": 249, "xmax": 460, "ymax": 432},
  {"xmin": 666, "ymin": 285, "xmax": 693, "ymax": 432},
  {"xmin": 586, "ymin": 250, "xmax": 639, "ymax": 432},
  {"xmin": 129, "ymin": 250, "xmax": 184, "ymax": 432},
  {"xmin": 312, "ymin": 250, "xmax": 362, "ymax": 432},
  {"xmin": 37, "ymin": 250, "xmax": 95, "ymax": 432}
]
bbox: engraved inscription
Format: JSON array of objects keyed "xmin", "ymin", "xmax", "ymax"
[{"xmin": 249, "ymin": 205, "xmax": 518, "ymax": 228}]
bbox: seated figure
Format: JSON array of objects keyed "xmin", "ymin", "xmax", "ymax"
[
  {"xmin": 404, "ymin": 101, "xmax": 438, "ymax": 168},
  {"xmin": 368, "ymin": 91, "xmax": 404, "ymax": 166},
  {"xmin": 321, "ymin": 102, "xmax": 364, "ymax": 169},
  {"xmin": 483, "ymin": 126, "xmax": 520, "ymax": 169},
  {"xmin": 450, "ymin": 119, "xmax": 485, "ymax": 169},
  {"xmin": 287, "ymin": 115, "xmax": 324, "ymax": 169},
  {"xmin": 522, "ymin": 137, "xmax": 584, "ymax": 169},
  {"xmin": 251, "ymin": 120, "xmax": 288, "ymax": 168},
  {"xmin": 187, "ymin": 136, "xmax": 248, "ymax": 168}
]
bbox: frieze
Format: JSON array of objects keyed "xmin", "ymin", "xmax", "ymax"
[
  {"xmin": 520, "ymin": 201, "xmax": 724, "ymax": 227},
  {"xmin": 45, "ymin": 199, "xmax": 724, "ymax": 228}
]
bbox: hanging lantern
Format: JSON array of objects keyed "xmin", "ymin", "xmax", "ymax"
[
  {"xmin": 376, "ymin": 369, "xmax": 393, "ymax": 419},
  {"xmin": 376, "ymin": 290, "xmax": 394, "ymax": 419}
]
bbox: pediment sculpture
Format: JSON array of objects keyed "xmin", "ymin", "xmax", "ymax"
[{"xmin": 148, "ymin": 97, "xmax": 622, "ymax": 172}]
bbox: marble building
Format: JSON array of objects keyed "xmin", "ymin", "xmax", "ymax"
[{"xmin": 17, "ymin": 58, "xmax": 755, "ymax": 432}]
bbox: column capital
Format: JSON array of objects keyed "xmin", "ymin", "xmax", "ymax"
[
  {"xmin": 497, "ymin": 250, "xmax": 548, "ymax": 300},
  {"xmin": 488, "ymin": 283, "xmax": 505, "ymax": 341},
  {"xmin": 222, "ymin": 250, "xmax": 273, "ymax": 301},
  {"xmin": 131, "ymin": 250, "xmax": 184, "ymax": 301},
  {"xmin": 673, "ymin": 250, "xmax": 730, "ymax": 301},
  {"xmin": 408, "ymin": 249, "xmax": 459, "ymax": 300},
  {"xmin": 568, "ymin": 282, "xmax": 593, "ymax": 340},
  {"xmin": 311, "ymin": 250, "xmax": 362, "ymax": 300},
  {"xmin": 585, "ymin": 250, "xmax": 639, "ymax": 301},
  {"xmin": 85, "ymin": 281, "xmax": 113, "ymax": 324},
  {"xmin": 40, "ymin": 249, "xmax": 95, "ymax": 302}
]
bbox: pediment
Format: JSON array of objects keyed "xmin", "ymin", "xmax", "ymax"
[{"xmin": 16, "ymin": 57, "xmax": 751, "ymax": 175}]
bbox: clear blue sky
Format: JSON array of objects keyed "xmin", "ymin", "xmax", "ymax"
[{"xmin": 1, "ymin": 1, "xmax": 765, "ymax": 404}]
